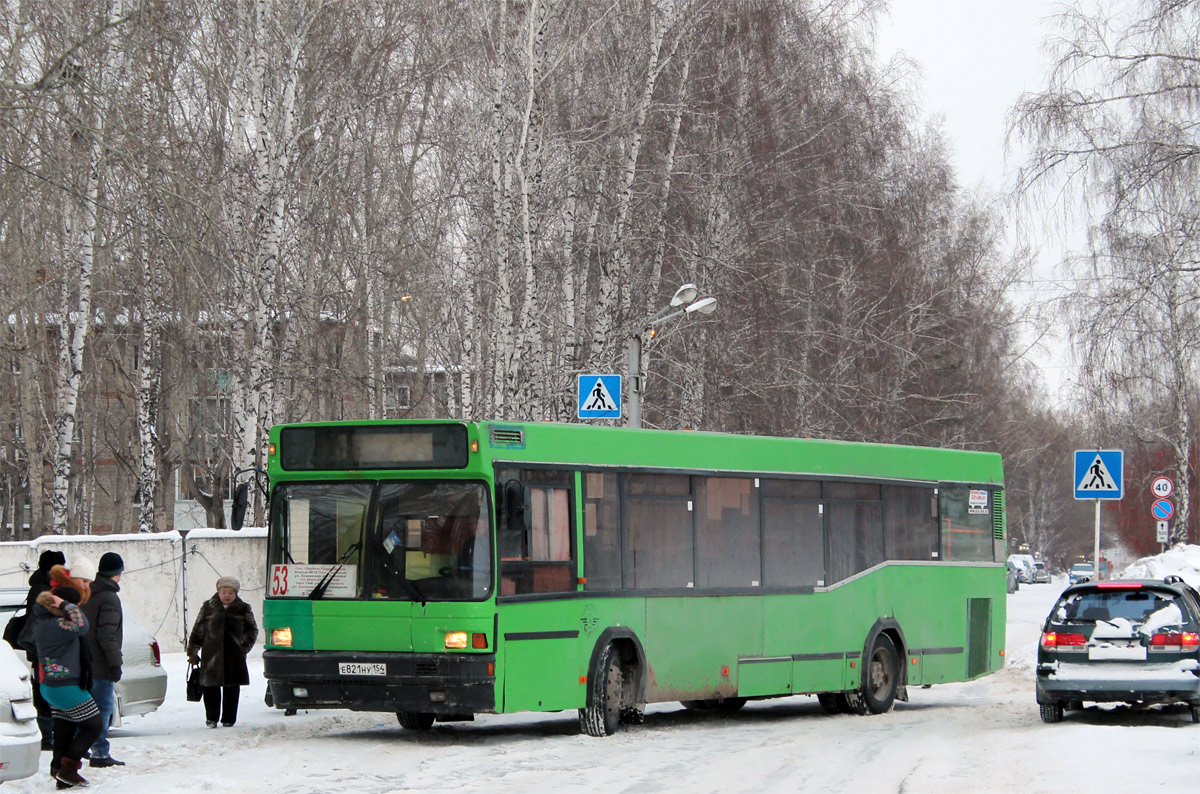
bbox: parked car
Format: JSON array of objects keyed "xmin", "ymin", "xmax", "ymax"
[
  {"xmin": 1068, "ymin": 563, "xmax": 1095, "ymax": 585},
  {"xmin": 1006, "ymin": 561, "xmax": 1020, "ymax": 593},
  {"xmin": 0, "ymin": 588, "xmax": 167, "ymax": 725},
  {"xmin": 1032, "ymin": 561, "xmax": 1051, "ymax": 584},
  {"xmin": 0, "ymin": 640, "xmax": 40, "ymax": 782},
  {"xmin": 1035, "ymin": 575, "xmax": 1200, "ymax": 724},
  {"xmin": 1008, "ymin": 554, "xmax": 1036, "ymax": 584}
]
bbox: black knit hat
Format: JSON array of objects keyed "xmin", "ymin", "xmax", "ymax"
[
  {"xmin": 97, "ymin": 552, "xmax": 124, "ymax": 577},
  {"xmin": 38, "ymin": 550, "xmax": 66, "ymax": 572},
  {"xmin": 51, "ymin": 584, "xmax": 82, "ymax": 605}
]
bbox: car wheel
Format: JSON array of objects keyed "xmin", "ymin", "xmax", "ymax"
[
  {"xmin": 1039, "ymin": 703, "xmax": 1064, "ymax": 723},
  {"xmin": 1191, "ymin": 704, "xmax": 1199, "ymax": 724},
  {"xmin": 396, "ymin": 711, "xmax": 435, "ymax": 730}
]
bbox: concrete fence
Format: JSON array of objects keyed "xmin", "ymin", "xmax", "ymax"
[{"xmin": 0, "ymin": 529, "xmax": 266, "ymax": 653}]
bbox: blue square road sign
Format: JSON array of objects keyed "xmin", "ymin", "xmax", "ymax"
[{"xmin": 1073, "ymin": 449, "xmax": 1123, "ymax": 500}]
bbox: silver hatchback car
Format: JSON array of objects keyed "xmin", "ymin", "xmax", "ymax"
[
  {"xmin": 0, "ymin": 640, "xmax": 40, "ymax": 782},
  {"xmin": 0, "ymin": 587, "xmax": 167, "ymax": 724}
]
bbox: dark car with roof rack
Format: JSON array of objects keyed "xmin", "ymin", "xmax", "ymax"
[{"xmin": 1036, "ymin": 575, "xmax": 1200, "ymax": 724}]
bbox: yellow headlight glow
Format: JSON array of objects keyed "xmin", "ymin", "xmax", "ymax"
[
  {"xmin": 444, "ymin": 631, "xmax": 468, "ymax": 649},
  {"xmin": 271, "ymin": 627, "xmax": 293, "ymax": 647}
]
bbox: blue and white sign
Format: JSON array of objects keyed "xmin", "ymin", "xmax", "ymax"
[
  {"xmin": 1151, "ymin": 499, "xmax": 1174, "ymax": 521},
  {"xmin": 1073, "ymin": 449, "xmax": 1124, "ymax": 500},
  {"xmin": 578, "ymin": 375, "xmax": 621, "ymax": 419}
]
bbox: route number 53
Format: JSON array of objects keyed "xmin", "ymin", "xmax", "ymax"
[{"xmin": 271, "ymin": 565, "xmax": 289, "ymax": 596}]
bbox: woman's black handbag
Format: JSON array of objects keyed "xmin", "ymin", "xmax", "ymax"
[{"xmin": 186, "ymin": 664, "xmax": 202, "ymax": 702}]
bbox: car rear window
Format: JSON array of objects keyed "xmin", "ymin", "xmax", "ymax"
[{"xmin": 1053, "ymin": 588, "xmax": 1185, "ymax": 630}]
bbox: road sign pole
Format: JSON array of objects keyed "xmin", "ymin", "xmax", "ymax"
[
  {"xmin": 1093, "ymin": 499, "xmax": 1102, "ymax": 579},
  {"xmin": 626, "ymin": 335, "xmax": 642, "ymax": 429}
]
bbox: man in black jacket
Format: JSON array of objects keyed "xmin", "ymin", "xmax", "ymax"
[{"xmin": 81, "ymin": 552, "xmax": 125, "ymax": 768}]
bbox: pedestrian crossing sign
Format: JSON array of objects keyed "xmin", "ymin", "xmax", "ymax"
[
  {"xmin": 1074, "ymin": 449, "xmax": 1123, "ymax": 500},
  {"xmin": 578, "ymin": 375, "xmax": 621, "ymax": 419}
]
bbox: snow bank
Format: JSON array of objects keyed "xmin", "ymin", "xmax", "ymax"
[{"xmin": 1120, "ymin": 543, "xmax": 1200, "ymax": 587}]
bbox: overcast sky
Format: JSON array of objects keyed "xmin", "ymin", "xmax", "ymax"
[
  {"xmin": 874, "ymin": 0, "xmax": 1056, "ymax": 191},
  {"xmin": 874, "ymin": 0, "xmax": 1079, "ymax": 399}
]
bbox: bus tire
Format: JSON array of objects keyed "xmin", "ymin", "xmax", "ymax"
[
  {"xmin": 861, "ymin": 634, "xmax": 899, "ymax": 714},
  {"xmin": 397, "ymin": 711, "xmax": 435, "ymax": 730},
  {"xmin": 817, "ymin": 693, "xmax": 844, "ymax": 714},
  {"xmin": 580, "ymin": 643, "xmax": 624, "ymax": 737}
]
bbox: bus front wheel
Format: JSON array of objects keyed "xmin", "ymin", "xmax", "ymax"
[
  {"xmin": 397, "ymin": 711, "xmax": 435, "ymax": 730},
  {"xmin": 580, "ymin": 644, "xmax": 624, "ymax": 737}
]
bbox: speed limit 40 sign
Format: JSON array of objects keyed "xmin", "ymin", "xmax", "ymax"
[{"xmin": 1152, "ymin": 477, "xmax": 1174, "ymax": 498}]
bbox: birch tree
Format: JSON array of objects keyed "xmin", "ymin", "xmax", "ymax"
[{"xmin": 1014, "ymin": 0, "xmax": 1200, "ymax": 543}]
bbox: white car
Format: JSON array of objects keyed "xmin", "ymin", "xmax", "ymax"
[
  {"xmin": 0, "ymin": 641, "xmax": 40, "ymax": 782},
  {"xmin": 0, "ymin": 588, "xmax": 167, "ymax": 724}
]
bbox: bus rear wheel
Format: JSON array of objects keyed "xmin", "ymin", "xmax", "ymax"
[
  {"xmin": 817, "ymin": 693, "xmax": 845, "ymax": 714},
  {"xmin": 580, "ymin": 644, "xmax": 624, "ymax": 737},
  {"xmin": 396, "ymin": 711, "xmax": 435, "ymax": 730},
  {"xmin": 861, "ymin": 634, "xmax": 899, "ymax": 714}
]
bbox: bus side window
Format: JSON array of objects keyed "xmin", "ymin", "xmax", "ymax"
[{"xmin": 500, "ymin": 484, "xmax": 574, "ymax": 595}]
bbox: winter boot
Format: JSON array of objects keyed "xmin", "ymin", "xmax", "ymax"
[{"xmin": 53, "ymin": 757, "xmax": 89, "ymax": 788}]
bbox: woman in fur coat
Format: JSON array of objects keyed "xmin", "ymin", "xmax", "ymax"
[
  {"xmin": 31, "ymin": 568, "xmax": 102, "ymax": 788},
  {"xmin": 186, "ymin": 576, "xmax": 258, "ymax": 728}
]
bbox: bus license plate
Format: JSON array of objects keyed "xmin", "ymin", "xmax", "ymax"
[{"xmin": 339, "ymin": 662, "xmax": 387, "ymax": 676}]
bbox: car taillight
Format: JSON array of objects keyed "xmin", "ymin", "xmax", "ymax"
[
  {"xmin": 1041, "ymin": 632, "xmax": 1087, "ymax": 651},
  {"xmin": 1150, "ymin": 632, "xmax": 1199, "ymax": 652},
  {"xmin": 150, "ymin": 640, "xmax": 161, "ymax": 666}
]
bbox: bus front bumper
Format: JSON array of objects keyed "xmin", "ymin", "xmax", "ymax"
[{"xmin": 264, "ymin": 650, "xmax": 496, "ymax": 714}]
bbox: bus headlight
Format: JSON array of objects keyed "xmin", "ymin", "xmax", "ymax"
[
  {"xmin": 271, "ymin": 627, "xmax": 293, "ymax": 647},
  {"xmin": 444, "ymin": 631, "xmax": 468, "ymax": 649}
]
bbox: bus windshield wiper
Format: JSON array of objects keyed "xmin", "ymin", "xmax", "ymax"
[{"xmin": 309, "ymin": 543, "xmax": 361, "ymax": 599}]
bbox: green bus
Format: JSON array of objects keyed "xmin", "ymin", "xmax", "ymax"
[{"xmin": 260, "ymin": 420, "xmax": 1006, "ymax": 735}]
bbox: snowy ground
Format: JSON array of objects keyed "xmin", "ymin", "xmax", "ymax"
[{"xmin": 7, "ymin": 550, "xmax": 1200, "ymax": 794}]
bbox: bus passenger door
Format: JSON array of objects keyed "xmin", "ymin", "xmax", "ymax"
[{"xmin": 497, "ymin": 475, "xmax": 585, "ymax": 713}]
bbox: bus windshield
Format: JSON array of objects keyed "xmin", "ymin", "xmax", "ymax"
[{"xmin": 268, "ymin": 480, "xmax": 492, "ymax": 601}]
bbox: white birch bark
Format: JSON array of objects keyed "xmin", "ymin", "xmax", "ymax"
[
  {"xmin": 514, "ymin": 0, "xmax": 549, "ymax": 416},
  {"xmin": 51, "ymin": 135, "xmax": 101, "ymax": 534},
  {"xmin": 645, "ymin": 54, "xmax": 689, "ymax": 315},
  {"xmin": 230, "ymin": 0, "xmax": 309, "ymax": 523},
  {"xmin": 589, "ymin": 0, "xmax": 674, "ymax": 367},
  {"xmin": 136, "ymin": 207, "xmax": 165, "ymax": 532}
]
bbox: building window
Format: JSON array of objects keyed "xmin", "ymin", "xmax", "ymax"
[{"xmin": 384, "ymin": 375, "xmax": 412, "ymax": 416}]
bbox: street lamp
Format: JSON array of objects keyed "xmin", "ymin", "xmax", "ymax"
[{"xmin": 626, "ymin": 283, "xmax": 717, "ymax": 428}]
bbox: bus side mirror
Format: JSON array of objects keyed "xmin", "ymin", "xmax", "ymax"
[
  {"xmin": 232, "ymin": 482, "xmax": 249, "ymax": 531},
  {"xmin": 503, "ymin": 480, "xmax": 527, "ymax": 533}
]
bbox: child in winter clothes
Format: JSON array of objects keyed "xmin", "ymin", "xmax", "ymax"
[{"xmin": 31, "ymin": 568, "xmax": 102, "ymax": 788}]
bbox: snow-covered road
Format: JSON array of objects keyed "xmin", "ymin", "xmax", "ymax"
[{"xmin": 7, "ymin": 570, "xmax": 1198, "ymax": 794}]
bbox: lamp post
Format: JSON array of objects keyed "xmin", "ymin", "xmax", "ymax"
[{"xmin": 626, "ymin": 283, "xmax": 717, "ymax": 428}]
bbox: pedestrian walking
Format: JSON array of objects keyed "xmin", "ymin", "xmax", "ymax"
[
  {"xmin": 19, "ymin": 549, "xmax": 66, "ymax": 750},
  {"xmin": 31, "ymin": 569, "xmax": 103, "ymax": 788},
  {"xmin": 186, "ymin": 576, "xmax": 258, "ymax": 728},
  {"xmin": 81, "ymin": 552, "xmax": 125, "ymax": 768}
]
